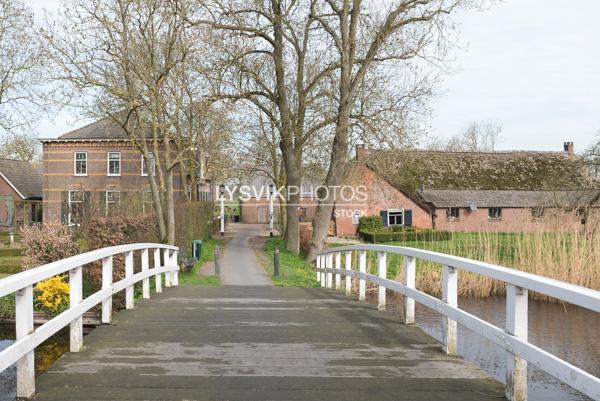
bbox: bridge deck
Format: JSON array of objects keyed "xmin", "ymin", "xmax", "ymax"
[{"xmin": 35, "ymin": 286, "xmax": 504, "ymax": 400}]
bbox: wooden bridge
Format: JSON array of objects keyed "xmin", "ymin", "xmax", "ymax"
[{"xmin": 0, "ymin": 238, "xmax": 599, "ymax": 401}]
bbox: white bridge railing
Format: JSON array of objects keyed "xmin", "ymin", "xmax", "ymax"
[
  {"xmin": 315, "ymin": 244, "xmax": 600, "ymax": 401},
  {"xmin": 0, "ymin": 243, "xmax": 179, "ymax": 398}
]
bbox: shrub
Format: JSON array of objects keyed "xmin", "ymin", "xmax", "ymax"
[
  {"xmin": 34, "ymin": 276, "xmax": 70, "ymax": 317},
  {"xmin": 20, "ymin": 222, "xmax": 80, "ymax": 270},
  {"xmin": 360, "ymin": 229, "xmax": 451, "ymax": 243},
  {"xmin": 0, "ymin": 295, "xmax": 15, "ymax": 319},
  {"xmin": 83, "ymin": 214, "xmax": 159, "ymax": 289},
  {"xmin": 358, "ymin": 215, "xmax": 384, "ymax": 233},
  {"xmin": 174, "ymin": 202, "xmax": 213, "ymax": 253}
]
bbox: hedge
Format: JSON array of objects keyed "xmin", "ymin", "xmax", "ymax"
[{"xmin": 360, "ymin": 229, "xmax": 451, "ymax": 243}]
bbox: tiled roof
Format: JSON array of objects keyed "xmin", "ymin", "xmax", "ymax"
[
  {"xmin": 420, "ymin": 189, "xmax": 600, "ymax": 208},
  {"xmin": 0, "ymin": 159, "xmax": 42, "ymax": 199},
  {"xmin": 58, "ymin": 115, "xmax": 128, "ymax": 140},
  {"xmin": 366, "ymin": 149, "xmax": 595, "ymax": 193}
]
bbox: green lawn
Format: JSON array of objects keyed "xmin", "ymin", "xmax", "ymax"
[
  {"xmin": 178, "ymin": 238, "xmax": 222, "ymax": 286},
  {"xmin": 0, "ymin": 273, "xmax": 10, "ymax": 279},
  {"xmin": 261, "ymin": 237, "xmax": 319, "ymax": 288}
]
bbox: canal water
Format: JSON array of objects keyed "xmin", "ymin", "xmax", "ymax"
[
  {"xmin": 0, "ymin": 297, "xmax": 598, "ymax": 401},
  {"xmin": 379, "ymin": 294, "xmax": 600, "ymax": 401}
]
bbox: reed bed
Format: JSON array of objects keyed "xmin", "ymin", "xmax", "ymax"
[{"xmin": 353, "ymin": 220, "xmax": 600, "ymax": 301}]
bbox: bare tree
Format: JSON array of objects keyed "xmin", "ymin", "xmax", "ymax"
[
  {"xmin": 45, "ymin": 0, "xmax": 206, "ymax": 244},
  {"xmin": 431, "ymin": 120, "xmax": 502, "ymax": 151},
  {"xmin": 583, "ymin": 129, "xmax": 600, "ymax": 180},
  {"xmin": 308, "ymin": 0, "xmax": 471, "ymax": 259},
  {"xmin": 0, "ymin": 132, "xmax": 40, "ymax": 162},
  {"xmin": 0, "ymin": 0, "xmax": 47, "ymax": 136}
]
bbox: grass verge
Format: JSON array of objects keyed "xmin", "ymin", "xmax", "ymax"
[
  {"xmin": 178, "ymin": 238, "xmax": 222, "ymax": 286},
  {"xmin": 261, "ymin": 236, "xmax": 319, "ymax": 288}
]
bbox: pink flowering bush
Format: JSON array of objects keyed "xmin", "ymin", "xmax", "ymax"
[{"xmin": 20, "ymin": 222, "xmax": 80, "ymax": 270}]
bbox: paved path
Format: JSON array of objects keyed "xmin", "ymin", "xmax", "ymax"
[
  {"xmin": 219, "ymin": 224, "xmax": 272, "ymax": 286},
  {"xmin": 34, "ymin": 286, "xmax": 504, "ymax": 401}
]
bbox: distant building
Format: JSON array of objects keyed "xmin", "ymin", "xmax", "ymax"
[
  {"xmin": 40, "ymin": 116, "xmax": 209, "ymax": 226},
  {"xmin": 0, "ymin": 159, "xmax": 42, "ymax": 229},
  {"xmin": 334, "ymin": 143, "xmax": 599, "ymax": 235}
]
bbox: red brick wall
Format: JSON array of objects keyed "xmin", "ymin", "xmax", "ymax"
[
  {"xmin": 43, "ymin": 141, "xmax": 183, "ymax": 224},
  {"xmin": 335, "ymin": 163, "xmax": 433, "ymax": 236},
  {"xmin": 433, "ymin": 206, "xmax": 600, "ymax": 233}
]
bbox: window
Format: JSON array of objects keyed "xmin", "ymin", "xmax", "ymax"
[
  {"xmin": 352, "ymin": 211, "xmax": 361, "ymax": 225},
  {"xmin": 68, "ymin": 190, "xmax": 84, "ymax": 226},
  {"xmin": 488, "ymin": 207, "xmax": 502, "ymax": 220},
  {"xmin": 446, "ymin": 207, "xmax": 460, "ymax": 220},
  {"xmin": 388, "ymin": 209, "xmax": 404, "ymax": 226},
  {"xmin": 107, "ymin": 152, "xmax": 121, "ymax": 176},
  {"xmin": 74, "ymin": 152, "xmax": 87, "ymax": 176},
  {"xmin": 141, "ymin": 152, "xmax": 155, "ymax": 176},
  {"xmin": 142, "ymin": 190, "xmax": 153, "ymax": 213},
  {"xmin": 105, "ymin": 190, "xmax": 120, "ymax": 215},
  {"xmin": 531, "ymin": 207, "xmax": 544, "ymax": 219}
]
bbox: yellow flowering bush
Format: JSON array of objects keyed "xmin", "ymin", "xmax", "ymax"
[{"xmin": 35, "ymin": 276, "xmax": 70, "ymax": 316}]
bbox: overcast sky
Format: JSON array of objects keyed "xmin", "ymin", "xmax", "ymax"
[{"xmin": 30, "ymin": 0, "xmax": 600, "ymax": 153}]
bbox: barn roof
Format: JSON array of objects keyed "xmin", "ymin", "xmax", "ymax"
[
  {"xmin": 0, "ymin": 159, "xmax": 42, "ymax": 199},
  {"xmin": 366, "ymin": 148, "xmax": 595, "ymax": 194},
  {"xmin": 419, "ymin": 189, "xmax": 600, "ymax": 208}
]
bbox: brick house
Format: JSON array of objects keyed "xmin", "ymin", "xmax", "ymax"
[
  {"xmin": 0, "ymin": 159, "xmax": 43, "ymax": 228},
  {"xmin": 333, "ymin": 143, "xmax": 598, "ymax": 235},
  {"xmin": 41, "ymin": 116, "xmax": 186, "ymax": 226}
]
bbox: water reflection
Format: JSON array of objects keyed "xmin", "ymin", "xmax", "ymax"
[
  {"xmin": 379, "ymin": 294, "xmax": 600, "ymax": 401},
  {"xmin": 0, "ymin": 325, "xmax": 70, "ymax": 401}
]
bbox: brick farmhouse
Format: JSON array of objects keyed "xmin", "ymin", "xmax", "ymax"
[
  {"xmin": 333, "ymin": 143, "xmax": 599, "ymax": 235},
  {"xmin": 40, "ymin": 116, "xmax": 188, "ymax": 226}
]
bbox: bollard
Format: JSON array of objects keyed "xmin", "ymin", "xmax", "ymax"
[
  {"xmin": 274, "ymin": 249, "xmax": 280, "ymax": 276},
  {"xmin": 214, "ymin": 246, "xmax": 220, "ymax": 276}
]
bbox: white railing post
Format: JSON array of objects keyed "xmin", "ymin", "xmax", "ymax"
[
  {"xmin": 173, "ymin": 251, "xmax": 179, "ymax": 286},
  {"xmin": 102, "ymin": 256, "xmax": 113, "ymax": 324},
  {"xmin": 316, "ymin": 254, "xmax": 321, "ymax": 282},
  {"xmin": 320, "ymin": 255, "xmax": 326, "ymax": 287},
  {"xmin": 69, "ymin": 266, "xmax": 83, "ymax": 352},
  {"xmin": 377, "ymin": 251, "xmax": 387, "ymax": 311},
  {"xmin": 335, "ymin": 252, "xmax": 341, "ymax": 290},
  {"xmin": 345, "ymin": 251, "xmax": 352, "ymax": 296},
  {"xmin": 506, "ymin": 284, "xmax": 528, "ymax": 401},
  {"xmin": 141, "ymin": 249, "xmax": 150, "ymax": 299},
  {"xmin": 403, "ymin": 256, "xmax": 416, "ymax": 325},
  {"xmin": 125, "ymin": 251, "xmax": 134, "ymax": 309},
  {"xmin": 358, "ymin": 250, "xmax": 366, "ymax": 301},
  {"xmin": 164, "ymin": 249, "xmax": 172, "ymax": 287},
  {"xmin": 154, "ymin": 248, "xmax": 162, "ymax": 293},
  {"xmin": 442, "ymin": 264, "xmax": 458, "ymax": 355},
  {"xmin": 326, "ymin": 253, "xmax": 333, "ymax": 289},
  {"xmin": 16, "ymin": 285, "xmax": 34, "ymax": 398}
]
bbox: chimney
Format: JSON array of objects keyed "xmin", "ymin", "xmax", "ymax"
[
  {"xmin": 564, "ymin": 142, "xmax": 574, "ymax": 155},
  {"xmin": 356, "ymin": 144, "xmax": 366, "ymax": 162}
]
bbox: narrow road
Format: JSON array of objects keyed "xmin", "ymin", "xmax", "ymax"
[{"xmin": 220, "ymin": 224, "xmax": 272, "ymax": 286}]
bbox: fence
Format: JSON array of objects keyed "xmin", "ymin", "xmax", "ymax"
[
  {"xmin": 315, "ymin": 244, "xmax": 600, "ymax": 401},
  {"xmin": 0, "ymin": 243, "xmax": 179, "ymax": 398}
]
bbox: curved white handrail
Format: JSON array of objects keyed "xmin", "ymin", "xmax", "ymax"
[
  {"xmin": 0, "ymin": 242, "xmax": 179, "ymax": 398},
  {"xmin": 315, "ymin": 245, "xmax": 600, "ymax": 401}
]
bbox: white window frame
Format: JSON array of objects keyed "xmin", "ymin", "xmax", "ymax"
[
  {"xmin": 352, "ymin": 210, "xmax": 361, "ymax": 225},
  {"xmin": 107, "ymin": 152, "xmax": 121, "ymax": 176},
  {"xmin": 105, "ymin": 190, "xmax": 120, "ymax": 215},
  {"xmin": 73, "ymin": 152, "xmax": 87, "ymax": 176},
  {"xmin": 68, "ymin": 190, "xmax": 84, "ymax": 226},
  {"xmin": 141, "ymin": 152, "xmax": 155, "ymax": 176},
  {"xmin": 387, "ymin": 208, "xmax": 404, "ymax": 226}
]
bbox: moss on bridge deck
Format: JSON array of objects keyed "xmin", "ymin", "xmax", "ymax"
[{"xmin": 34, "ymin": 286, "xmax": 504, "ymax": 401}]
